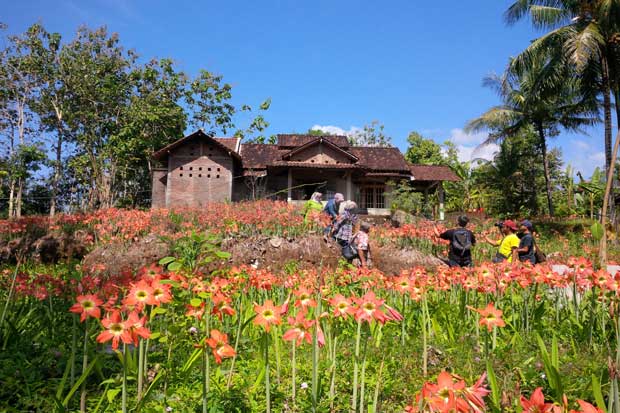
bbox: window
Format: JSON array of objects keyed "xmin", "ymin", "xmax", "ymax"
[{"xmin": 357, "ymin": 185, "xmax": 386, "ymax": 209}]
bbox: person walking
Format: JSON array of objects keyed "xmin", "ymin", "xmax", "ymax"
[
  {"xmin": 516, "ymin": 219, "xmax": 536, "ymax": 265},
  {"xmin": 323, "ymin": 193, "xmax": 344, "ymax": 240},
  {"xmin": 433, "ymin": 215, "xmax": 476, "ymax": 267},
  {"xmin": 302, "ymin": 192, "xmax": 323, "ymax": 223},
  {"xmin": 332, "ymin": 201, "xmax": 358, "ymax": 247},
  {"xmin": 484, "ymin": 219, "xmax": 520, "ymax": 263}
]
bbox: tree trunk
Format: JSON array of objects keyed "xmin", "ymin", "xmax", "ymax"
[
  {"xmin": 49, "ymin": 133, "xmax": 63, "ymax": 217},
  {"xmin": 16, "ymin": 178, "xmax": 23, "ymax": 219},
  {"xmin": 537, "ymin": 124, "xmax": 555, "ymax": 216},
  {"xmin": 602, "ymin": 54, "xmax": 615, "ymax": 220},
  {"xmin": 599, "ymin": 129, "xmax": 620, "ymax": 266},
  {"xmin": 8, "ymin": 179, "xmax": 16, "ymax": 219}
]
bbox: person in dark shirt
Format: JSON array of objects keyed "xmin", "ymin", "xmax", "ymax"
[
  {"xmin": 323, "ymin": 193, "xmax": 344, "ymax": 240},
  {"xmin": 516, "ymin": 219, "xmax": 536, "ymax": 265},
  {"xmin": 433, "ymin": 215, "xmax": 476, "ymax": 267}
]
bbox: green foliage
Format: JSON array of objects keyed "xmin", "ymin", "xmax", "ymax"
[
  {"xmin": 388, "ymin": 181, "xmax": 428, "ymax": 215},
  {"xmin": 404, "ymin": 131, "xmax": 446, "ymax": 165}
]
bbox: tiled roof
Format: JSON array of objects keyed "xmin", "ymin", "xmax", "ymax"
[
  {"xmin": 281, "ymin": 137, "xmax": 358, "ymax": 162},
  {"xmin": 239, "ymin": 144, "xmax": 284, "ymax": 169},
  {"xmin": 277, "ymin": 134, "xmax": 349, "ymax": 148},
  {"xmin": 349, "ymin": 147, "xmax": 411, "ymax": 172},
  {"xmin": 269, "ymin": 161, "xmax": 365, "ymax": 169},
  {"xmin": 409, "ymin": 164, "xmax": 460, "ymax": 182},
  {"xmin": 153, "ymin": 130, "xmax": 241, "ymax": 161},
  {"xmin": 214, "ymin": 137, "xmax": 240, "ymax": 152}
]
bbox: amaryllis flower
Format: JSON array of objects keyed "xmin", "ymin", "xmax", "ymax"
[
  {"xmin": 520, "ymin": 387, "xmax": 555, "ymax": 413},
  {"xmin": 328, "ymin": 294, "xmax": 356, "ymax": 319},
  {"xmin": 293, "ymin": 288, "xmax": 317, "ymax": 309},
  {"xmin": 123, "ymin": 280, "xmax": 156, "ymax": 309},
  {"xmin": 186, "ymin": 302, "xmax": 205, "ymax": 320},
  {"xmin": 125, "ymin": 311, "xmax": 151, "ymax": 345},
  {"xmin": 203, "ymin": 329, "xmax": 235, "ymax": 364},
  {"xmin": 354, "ymin": 291, "xmax": 389, "ymax": 324},
  {"xmin": 69, "ymin": 294, "xmax": 103, "ymax": 322},
  {"xmin": 96, "ymin": 311, "xmax": 133, "ymax": 350},
  {"xmin": 283, "ymin": 311, "xmax": 314, "ymax": 347},
  {"xmin": 469, "ymin": 303, "xmax": 506, "ymax": 332},
  {"xmin": 212, "ymin": 293, "xmax": 236, "ymax": 320},
  {"xmin": 150, "ymin": 280, "xmax": 172, "ymax": 305},
  {"xmin": 253, "ymin": 300, "xmax": 282, "ymax": 332},
  {"xmin": 570, "ymin": 400, "xmax": 605, "ymax": 413}
]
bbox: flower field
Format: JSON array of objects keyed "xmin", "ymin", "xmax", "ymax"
[{"xmin": 0, "ymin": 202, "xmax": 619, "ymax": 412}]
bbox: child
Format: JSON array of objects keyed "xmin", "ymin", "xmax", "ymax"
[{"xmin": 354, "ymin": 221, "xmax": 371, "ymax": 268}]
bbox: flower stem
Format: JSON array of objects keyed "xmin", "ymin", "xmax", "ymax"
[
  {"xmin": 227, "ymin": 300, "xmax": 243, "ymax": 389},
  {"xmin": 80, "ymin": 319, "xmax": 88, "ymax": 413},
  {"xmin": 122, "ymin": 343, "xmax": 127, "ymax": 413},
  {"xmin": 352, "ymin": 319, "xmax": 362, "ymax": 412},
  {"xmin": 291, "ymin": 342, "xmax": 296, "ymax": 405},
  {"xmin": 137, "ymin": 338, "xmax": 144, "ymax": 401},
  {"xmin": 264, "ymin": 333, "xmax": 271, "ymax": 413}
]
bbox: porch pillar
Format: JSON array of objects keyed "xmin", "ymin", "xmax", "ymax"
[
  {"xmin": 438, "ymin": 181, "xmax": 445, "ymax": 221},
  {"xmin": 345, "ymin": 172, "xmax": 352, "ymax": 201},
  {"xmin": 287, "ymin": 168, "xmax": 292, "ymax": 202}
]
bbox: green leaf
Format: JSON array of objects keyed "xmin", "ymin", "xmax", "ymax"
[
  {"xmin": 158, "ymin": 256, "xmax": 176, "ymax": 265},
  {"xmin": 591, "ymin": 222, "xmax": 604, "ymax": 241},
  {"xmin": 106, "ymin": 388, "xmax": 121, "ymax": 403},
  {"xmin": 215, "ymin": 251, "xmax": 231, "ymax": 259},
  {"xmin": 168, "ymin": 261, "xmax": 182, "ymax": 272},
  {"xmin": 151, "ymin": 307, "xmax": 167, "ymax": 316},
  {"xmin": 591, "ymin": 374, "xmax": 607, "ymax": 412},
  {"xmin": 190, "ymin": 298, "xmax": 202, "ymax": 307},
  {"xmin": 486, "ymin": 360, "xmax": 501, "ymax": 411},
  {"xmin": 63, "ymin": 355, "xmax": 100, "ymax": 406}
]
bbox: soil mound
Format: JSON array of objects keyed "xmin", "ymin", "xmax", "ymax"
[{"xmin": 81, "ymin": 233, "xmax": 445, "ymax": 276}]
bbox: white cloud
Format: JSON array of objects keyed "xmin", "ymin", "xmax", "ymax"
[
  {"xmin": 446, "ymin": 128, "xmax": 498, "ymax": 163},
  {"xmin": 449, "ymin": 128, "xmax": 489, "ymax": 145},
  {"xmin": 310, "ymin": 124, "xmax": 361, "ymax": 136},
  {"xmin": 570, "ymin": 139, "xmax": 591, "ymax": 151}
]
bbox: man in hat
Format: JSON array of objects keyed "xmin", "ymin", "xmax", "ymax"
[
  {"xmin": 484, "ymin": 219, "xmax": 520, "ymax": 263},
  {"xmin": 516, "ymin": 219, "xmax": 536, "ymax": 265}
]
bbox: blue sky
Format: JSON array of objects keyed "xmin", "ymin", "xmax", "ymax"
[{"xmin": 2, "ymin": 0, "xmax": 609, "ymax": 177}]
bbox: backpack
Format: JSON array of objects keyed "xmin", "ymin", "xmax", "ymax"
[{"xmin": 452, "ymin": 229, "xmax": 472, "ymax": 256}]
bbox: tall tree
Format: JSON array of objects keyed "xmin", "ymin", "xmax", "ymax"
[
  {"xmin": 466, "ymin": 54, "xmax": 598, "ymax": 216},
  {"xmin": 404, "ymin": 131, "xmax": 445, "ymax": 165},
  {"xmin": 505, "ymin": 0, "xmax": 620, "ymax": 214}
]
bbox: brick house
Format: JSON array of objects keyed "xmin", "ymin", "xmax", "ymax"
[{"xmin": 151, "ymin": 130, "xmax": 459, "ymax": 216}]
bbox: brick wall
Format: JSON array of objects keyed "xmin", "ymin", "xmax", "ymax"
[
  {"xmin": 151, "ymin": 168, "xmax": 167, "ymax": 208},
  {"xmin": 165, "ymin": 141, "xmax": 233, "ymax": 207}
]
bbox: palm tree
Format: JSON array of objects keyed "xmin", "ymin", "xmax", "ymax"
[
  {"xmin": 466, "ymin": 55, "xmax": 598, "ymax": 216},
  {"xmin": 505, "ymin": 0, "xmax": 620, "ymax": 212}
]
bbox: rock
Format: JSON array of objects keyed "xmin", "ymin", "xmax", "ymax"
[
  {"xmin": 33, "ymin": 235, "xmax": 60, "ymax": 263},
  {"xmin": 269, "ymin": 237, "xmax": 283, "ymax": 248},
  {"xmin": 391, "ymin": 210, "xmax": 414, "ymax": 228},
  {"xmin": 82, "ymin": 234, "xmax": 170, "ymax": 276}
]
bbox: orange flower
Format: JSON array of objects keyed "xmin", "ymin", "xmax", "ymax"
[
  {"xmin": 96, "ymin": 311, "xmax": 133, "ymax": 350},
  {"xmin": 469, "ymin": 302, "xmax": 506, "ymax": 332},
  {"xmin": 212, "ymin": 293, "xmax": 236, "ymax": 320},
  {"xmin": 253, "ymin": 300, "xmax": 282, "ymax": 332},
  {"xmin": 328, "ymin": 294, "xmax": 356, "ymax": 319},
  {"xmin": 520, "ymin": 387, "xmax": 555, "ymax": 413},
  {"xmin": 150, "ymin": 280, "xmax": 172, "ymax": 305},
  {"xmin": 69, "ymin": 294, "xmax": 103, "ymax": 322},
  {"xmin": 293, "ymin": 288, "xmax": 317, "ymax": 309},
  {"xmin": 123, "ymin": 280, "xmax": 156, "ymax": 309},
  {"xmin": 204, "ymin": 329, "xmax": 235, "ymax": 364},
  {"xmin": 283, "ymin": 311, "xmax": 314, "ymax": 347},
  {"xmin": 125, "ymin": 311, "xmax": 151, "ymax": 345},
  {"xmin": 354, "ymin": 291, "xmax": 389, "ymax": 324},
  {"xmin": 570, "ymin": 400, "xmax": 604, "ymax": 413}
]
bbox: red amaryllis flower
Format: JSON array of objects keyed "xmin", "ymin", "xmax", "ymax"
[
  {"xmin": 570, "ymin": 400, "xmax": 605, "ymax": 413},
  {"xmin": 186, "ymin": 302, "xmax": 205, "ymax": 320},
  {"xmin": 253, "ymin": 300, "xmax": 282, "ymax": 332},
  {"xmin": 123, "ymin": 280, "xmax": 156, "ymax": 309},
  {"xmin": 69, "ymin": 294, "xmax": 103, "ymax": 322},
  {"xmin": 204, "ymin": 329, "xmax": 235, "ymax": 364},
  {"xmin": 328, "ymin": 294, "xmax": 356, "ymax": 319},
  {"xmin": 212, "ymin": 293, "xmax": 236, "ymax": 320},
  {"xmin": 469, "ymin": 302, "xmax": 506, "ymax": 332},
  {"xmin": 520, "ymin": 387, "xmax": 555, "ymax": 413},
  {"xmin": 125, "ymin": 311, "xmax": 151, "ymax": 345},
  {"xmin": 96, "ymin": 311, "xmax": 133, "ymax": 350},
  {"xmin": 293, "ymin": 287, "xmax": 317, "ymax": 309},
  {"xmin": 354, "ymin": 291, "xmax": 389, "ymax": 324},
  {"xmin": 283, "ymin": 311, "xmax": 314, "ymax": 347},
  {"xmin": 150, "ymin": 280, "xmax": 172, "ymax": 305}
]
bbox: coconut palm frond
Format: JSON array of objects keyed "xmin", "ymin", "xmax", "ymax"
[
  {"xmin": 464, "ymin": 107, "xmax": 521, "ymax": 134},
  {"xmin": 529, "ymin": 5, "xmax": 572, "ymax": 29},
  {"xmin": 564, "ymin": 22, "xmax": 604, "ymax": 72}
]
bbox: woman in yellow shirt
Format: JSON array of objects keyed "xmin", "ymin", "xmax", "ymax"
[{"xmin": 484, "ymin": 220, "xmax": 520, "ymax": 263}]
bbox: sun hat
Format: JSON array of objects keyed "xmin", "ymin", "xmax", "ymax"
[
  {"xmin": 520, "ymin": 219, "xmax": 533, "ymax": 231},
  {"xmin": 503, "ymin": 219, "xmax": 518, "ymax": 231}
]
